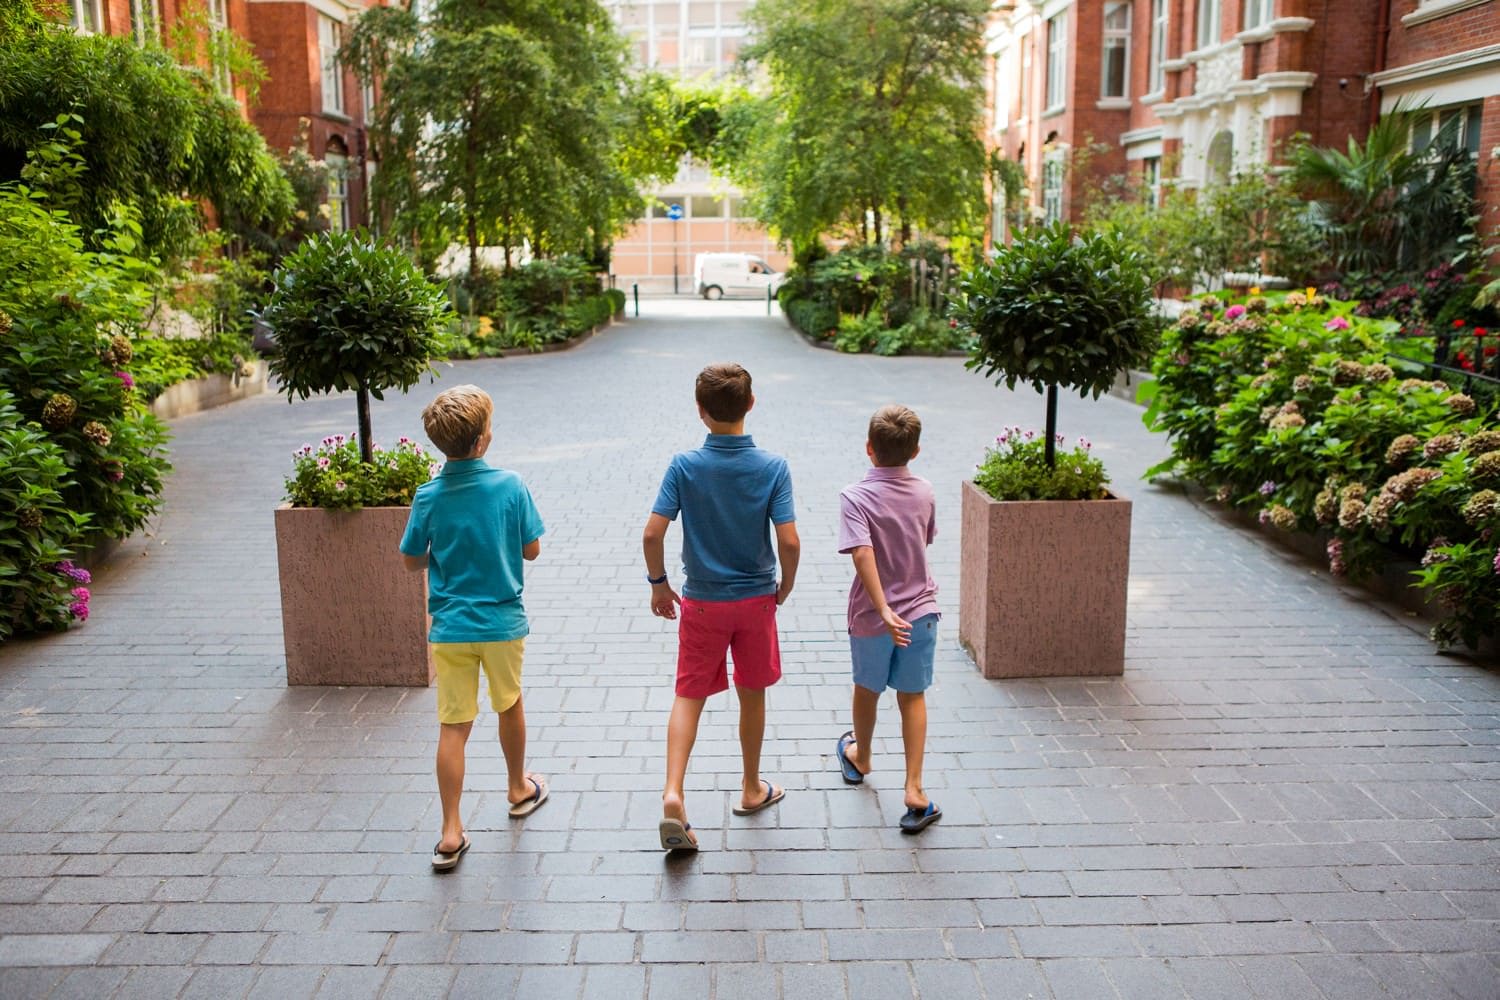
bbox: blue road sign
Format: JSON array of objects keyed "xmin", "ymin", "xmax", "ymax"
[{"xmin": 667, "ymin": 203, "xmax": 683, "ymax": 221}]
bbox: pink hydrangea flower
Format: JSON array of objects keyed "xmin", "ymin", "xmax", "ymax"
[
  {"xmin": 113, "ymin": 371, "xmax": 135, "ymax": 389},
  {"xmin": 1224, "ymin": 305, "xmax": 1246, "ymax": 320},
  {"xmin": 1324, "ymin": 316, "xmax": 1350, "ymax": 331}
]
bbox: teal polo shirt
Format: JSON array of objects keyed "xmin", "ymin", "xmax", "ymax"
[
  {"xmin": 651, "ymin": 434, "xmax": 795, "ymax": 602},
  {"xmin": 399, "ymin": 459, "xmax": 544, "ymax": 643}
]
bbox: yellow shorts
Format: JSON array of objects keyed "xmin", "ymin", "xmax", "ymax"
[{"xmin": 433, "ymin": 638, "xmax": 525, "ymax": 724}]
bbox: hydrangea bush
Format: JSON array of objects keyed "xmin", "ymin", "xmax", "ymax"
[
  {"xmin": 1142, "ymin": 291, "xmax": 1500, "ymax": 649},
  {"xmin": 285, "ymin": 435, "xmax": 437, "ymax": 511}
]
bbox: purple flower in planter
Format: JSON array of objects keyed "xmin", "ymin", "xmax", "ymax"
[
  {"xmin": 1324, "ymin": 316, "xmax": 1350, "ymax": 331},
  {"xmin": 1257, "ymin": 509, "xmax": 1272, "ymax": 525},
  {"xmin": 1493, "ymin": 547, "xmax": 1500, "ymax": 575},
  {"xmin": 1258, "ymin": 481, "xmax": 1277, "ymax": 497},
  {"xmin": 1078, "ymin": 437, "xmax": 1092, "ymax": 449}
]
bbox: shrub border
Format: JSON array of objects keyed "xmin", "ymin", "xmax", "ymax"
[{"xmin": 780, "ymin": 302, "xmax": 967, "ymax": 358}]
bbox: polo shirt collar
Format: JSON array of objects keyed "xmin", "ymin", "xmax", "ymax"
[
  {"xmin": 864, "ymin": 465, "xmax": 912, "ymax": 480},
  {"xmin": 703, "ymin": 434, "xmax": 755, "ymax": 450},
  {"xmin": 440, "ymin": 458, "xmax": 488, "ymax": 476}
]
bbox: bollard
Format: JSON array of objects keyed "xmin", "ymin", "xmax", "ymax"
[
  {"xmin": 633, "ymin": 283, "xmax": 639, "ymax": 318},
  {"xmin": 766, "ymin": 284, "xmax": 772, "ymax": 316}
]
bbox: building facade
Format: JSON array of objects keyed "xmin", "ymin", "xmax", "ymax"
[
  {"xmin": 986, "ymin": 0, "xmax": 1498, "ymax": 244},
  {"xmin": 604, "ymin": 0, "xmax": 788, "ymax": 294},
  {"xmin": 62, "ymin": 0, "xmax": 383, "ymax": 232}
]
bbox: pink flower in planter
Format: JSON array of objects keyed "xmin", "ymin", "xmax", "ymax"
[
  {"xmin": 1078, "ymin": 437, "xmax": 1092, "ymax": 449},
  {"xmin": 429, "ymin": 463, "xmax": 442, "ymax": 477},
  {"xmin": 1324, "ymin": 316, "xmax": 1350, "ymax": 331},
  {"xmin": 1493, "ymin": 547, "xmax": 1500, "ymax": 575},
  {"xmin": 335, "ymin": 480, "xmax": 347, "ymax": 492},
  {"xmin": 1224, "ymin": 305, "xmax": 1246, "ymax": 320},
  {"xmin": 317, "ymin": 456, "xmax": 330, "ymax": 470}
]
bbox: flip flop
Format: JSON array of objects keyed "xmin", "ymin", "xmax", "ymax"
[
  {"xmin": 508, "ymin": 776, "xmax": 548, "ymax": 818},
  {"xmin": 431, "ymin": 834, "xmax": 471, "ymax": 871},
  {"xmin": 899, "ymin": 802, "xmax": 942, "ymax": 835},
  {"xmin": 732, "ymin": 778, "xmax": 785, "ymax": 816},
  {"xmin": 658, "ymin": 817, "xmax": 697, "ymax": 852},
  {"xmin": 836, "ymin": 731, "xmax": 864, "ymax": 785}
]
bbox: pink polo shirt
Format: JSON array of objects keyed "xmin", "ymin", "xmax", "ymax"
[{"xmin": 837, "ymin": 466, "xmax": 940, "ymax": 637}]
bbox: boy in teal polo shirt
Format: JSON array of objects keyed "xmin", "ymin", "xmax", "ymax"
[
  {"xmin": 401, "ymin": 385, "xmax": 548, "ymax": 871},
  {"xmin": 643, "ymin": 363, "xmax": 801, "ymax": 851}
]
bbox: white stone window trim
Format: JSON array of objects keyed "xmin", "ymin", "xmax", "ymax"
[
  {"xmin": 1096, "ymin": 97, "xmax": 1133, "ymax": 110},
  {"xmin": 1140, "ymin": 90, "xmax": 1166, "ymax": 106},
  {"xmin": 1161, "ymin": 57, "xmax": 1191, "ymax": 72},
  {"xmin": 1403, "ymin": 0, "xmax": 1493, "ymax": 26},
  {"xmin": 70, "ymin": 0, "xmax": 103, "ymax": 34},
  {"xmin": 1235, "ymin": 15, "xmax": 1314, "ymax": 44},
  {"xmin": 1370, "ymin": 42, "xmax": 1500, "ymax": 89},
  {"xmin": 1183, "ymin": 40, "xmax": 1235, "ymax": 65}
]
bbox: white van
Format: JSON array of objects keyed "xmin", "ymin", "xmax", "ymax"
[{"xmin": 693, "ymin": 253, "xmax": 783, "ymax": 300}]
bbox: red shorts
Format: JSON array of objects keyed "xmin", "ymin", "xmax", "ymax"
[{"xmin": 675, "ymin": 594, "xmax": 782, "ymax": 698}]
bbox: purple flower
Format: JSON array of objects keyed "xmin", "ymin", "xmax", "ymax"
[
  {"xmin": 107, "ymin": 467, "xmax": 124, "ymax": 482},
  {"xmin": 1055, "ymin": 433, "xmax": 1065, "ymax": 444},
  {"xmin": 1078, "ymin": 437, "xmax": 1092, "ymax": 449},
  {"xmin": 1257, "ymin": 509, "xmax": 1272, "ymax": 525},
  {"xmin": 1324, "ymin": 316, "xmax": 1350, "ymax": 331},
  {"xmin": 398, "ymin": 436, "xmax": 411, "ymax": 445},
  {"xmin": 1024, "ymin": 430, "xmax": 1034, "ymax": 440},
  {"xmin": 1493, "ymin": 548, "xmax": 1500, "ymax": 575},
  {"xmin": 68, "ymin": 601, "xmax": 89, "ymax": 622},
  {"xmin": 1258, "ymin": 481, "xmax": 1277, "ymax": 497},
  {"xmin": 1224, "ymin": 305, "xmax": 1246, "ymax": 320},
  {"xmin": 317, "ymin": 456, "xmax": 330, "ymax": 469},
  {"xmin": 113, "ymin": 370, "xmax": 135, "ymax": 389},
  {"xmin": 70, "ymin": 586, "xmax": 90, "ymax": 602}
]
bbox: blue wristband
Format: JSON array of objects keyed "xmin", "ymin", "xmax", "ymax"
[{"xmin": 647, "ymin": 572, "xmax": 668, "ymax": 585}]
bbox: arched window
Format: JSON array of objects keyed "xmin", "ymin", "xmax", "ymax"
[{"xmin": 1206, "ymin": 130, "xmax": 1233, "ymax": 186}]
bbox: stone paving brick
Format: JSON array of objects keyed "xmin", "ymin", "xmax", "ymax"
[{"xmin": 1, "ymin": 304, "xmax": 1498, "ymax": 996}]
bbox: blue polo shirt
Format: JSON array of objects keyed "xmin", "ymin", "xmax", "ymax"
[
  {"xmin": 399, "ymin": 459, "xmax": 544, "ymax": 643},
  {"xmin": 651, "ymin": 434, "xmax": 795, "ymax": 602}
]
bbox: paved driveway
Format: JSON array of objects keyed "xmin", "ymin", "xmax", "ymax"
[{"xmin": 1, "ymin": 302, "xmax": 1496, "ymax": 999}]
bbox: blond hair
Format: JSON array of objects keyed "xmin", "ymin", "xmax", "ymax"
[
  {"xmin": 695, "ymin": 363, "xmax": 753, "ymax": 422},
  {"xmin": 868, "ymin": 404, "xmax": 921, "ymax": 466},
  {"xmin": 422, "ymin": 384, "xmax": 492, "ymax": 458}
]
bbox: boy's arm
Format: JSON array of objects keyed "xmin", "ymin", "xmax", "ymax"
[
  {"xmin": 523, "ymin": 539, "xmax": 541, "ymax": 561},
  {"xmin": 849, "ymin": 546, "xmax": 912, "ymax": 646},
  {"xmin": 402, "ymin": 553, "xmax": 427, "ymax": 572},
  {"xmin": 642, "ymin": 512, "xmax": 681, "ymax": 620},
  {"xmin": 774, "ymin": 521, "xmax": 800, "ymax": 606}
]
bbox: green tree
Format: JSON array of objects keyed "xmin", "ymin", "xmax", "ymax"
[
  {"xmin": 735, "ymin": 0, "xmax": 989, "ymax": 251},
  {"xmin": 345, "ymin": 0, "xmax": 676, "ymax": 274},
  {"xmin": 0, "ymin": 0, "xmax": 293, "ymax": 266}
]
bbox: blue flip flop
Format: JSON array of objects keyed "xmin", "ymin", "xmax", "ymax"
[
  {"xmin": 899, "ymin": 802, "xmax": 941, "ymax": 834},
  {"xmin": 836, "ymin": 731, "xmax": 864, "ymax": 785}
]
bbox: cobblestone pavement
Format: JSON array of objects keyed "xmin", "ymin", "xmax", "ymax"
[{"xmin": 1, "ymin": 300, "xmax": 1497, "ymax": 999}]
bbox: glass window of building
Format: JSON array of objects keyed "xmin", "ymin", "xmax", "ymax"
[
  {"xmin": 207, "ymin": 0, "xmax": 233, "ymax": 92},
  {"xmin": 325, "ymin": 153, "xmax": 349, "ymax": 233},
  {"xmin": 689, "ymin": 195, "xmax": 723, "ymax": 219},
  {"xmin": 1143, "ymin": 156, "xmax": 1161, "ymax": 207},
  {"xmin": 1045, "ymin": 13, "xmax": 1066, "ymax": 110},
  {"xmin": 1148, "ymin": 0, "xmax": 1168, "ymax": 94},
  {"xmin": 69, "ymin": 0, "xmax": 102, "ymax": 33},
  {"xmin": 1018, "ymin": 33, "xmax": 1030, "ymax": 113},
  {"xmin": 651, "ymin": 197, "xmax": 685, "ymax": 220},
  {"xmin": 1243, "ymin": 0, "xmax": 1273, "ymax": 30},
  {"xmin": 1196, "ymin": 0, "xmax": 1221, "ymax": 49},
  {"xmin": 993, "ymin": 48, "xmax": 1010, "ymax": 131},
  {"xmin": 1042, "ymin": 154, "xmax": 1064, "ymax": 222},
  {"xmin": 729, "ymin": 196, "xmax": 752, "ymax": 219},
  {"xmin": 129, "ymin": 0, "xmax": 159, "ymax": 45},
  {"xmin": 319, "ymin": 15, "xmax": 345, "ymax": 115},
  {"xmin": 1101, "ymin": 3, "xmax": 1130, "ymax": 99},
  {"xmin": 1412, "ymin": 104, "xmax": 1483, "ymax": 158}
]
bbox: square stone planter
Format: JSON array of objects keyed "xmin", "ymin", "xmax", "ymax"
[
  {"xmin": 274, "ymin": 505, "xmax": 433, "ymax": 686},
  {"xmin": 958, "ymin": 480, "xmax": 1131, "ymax": 678}
]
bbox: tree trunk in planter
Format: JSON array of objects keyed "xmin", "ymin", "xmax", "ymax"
[
  {"xmin": 275, "ymin": 505, "xmax": 433, "ymax": 686},
  {"xmin": 958, "ymin": 481, "xmax": 1131, "ymax": 678}
]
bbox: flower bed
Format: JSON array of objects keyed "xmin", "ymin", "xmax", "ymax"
[{"xmin": 1142, "ymin": 291, "xmax": 1500, "ymax": 649}]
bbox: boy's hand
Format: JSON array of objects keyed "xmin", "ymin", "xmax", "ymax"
[
  {"xmin": 881, "ymin": 606, "xmax": 913, "ymax": 647},
  {"xmin": 775, "ymin": 579, "xmax": 793, "ymax": 606},
  {"xmin": 650, "ymin": 582, "xmax": 682, "ymax": 620}
]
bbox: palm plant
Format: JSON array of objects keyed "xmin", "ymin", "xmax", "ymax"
[{"xmin": 1291, "ymin": 108, "xmax": 1477, "ymax": 276}]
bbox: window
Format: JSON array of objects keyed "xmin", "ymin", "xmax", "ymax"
[
  {"xmin": 324, "ymin": 153, "xmax": 349, "ymax": 233},
  {"xmin": 689, "ymin": 195, "xmax": 723, "ymax": 219},
  {"xmin": 129, "ymin": 0, "xmax": 159, "ymax": 45},
  {"xmin": 1243, "ymin": 0, "xmax": 1273, "ymax": 30},
  {"xmin": 319, "ymin": 15, "xmax": 345, "ymax": 116},
  {"xmin": 1206, "ymin": 130, "xmax": 1233, "ymax": 185},
  {"xmin": 1042, "ymin": 154, "xmax": 1065, "ymax": 222},
  {"xmin": 1101, "ymin": 3, "xmax": 1130, "ymax": 99},
  {"xmin": 728, "ymin": 196, "xmax": 752, "ymax": 219},
  {"xmin": 993, "ymin": 49, "xmax": 1010, "ymax": 130},
  {"xmin": 69, "ymin": 0, "xmax": 102, "ymax": 34},
  {"xmin": 1045, "ymin": 13, "xmax": 1067, "ymax": 110},
  {"xmin": 1148, "ymin": 0, "xmax": 1168, "ymax": 93},
  {"xmin": 1196, "ymin": 0, "xmax": 1221, "ymax": 49},
  {"xmin": 1143, "ymin": 156, "xmax": 1162, "ymax": 207},
  {"xmin": 1017, "ymin": 33, "xmax": 1030, "ymax": 114},
  {"xmin": 650, "ymin": 197, "xmax": 685, "ymax": 220},
  {"xmin": 207, "ymin": 0, "xmax": 231, "ymax": 92}
]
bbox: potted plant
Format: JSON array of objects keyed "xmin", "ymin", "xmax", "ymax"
[
  {"xmin": 262, "ymin": 231, "xmax": 452, "ymax": 686},
  {"xmin": 953, "ymin": 223, "xmax": 1157, "ymax": 678}
]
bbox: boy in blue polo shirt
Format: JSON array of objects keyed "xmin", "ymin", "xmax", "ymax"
[
  {"xmin": 643, "ymin": 363, "xmax": 800, "ymax": 851},
  {"xmin": 401, "ymin": 384, "xmax": 548, "ymax": 871}
]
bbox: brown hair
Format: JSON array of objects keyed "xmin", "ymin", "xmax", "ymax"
[
  {"xmin": 422, "ymin": 384, "xmax": 492, "ymax": 458},
  {"xmin": 868, "ymin": 404, "xmax": 921, "ymax": 466},
  {"xmin": 695, "ymin": 363, "xmax": 753, "ymax": 423}
]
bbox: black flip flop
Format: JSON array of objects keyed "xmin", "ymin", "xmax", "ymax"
[
  {"xmin": 836, "ymin": 731, "xmax": 864, "ymax": 785},
  {"xmin": 899, "ymin": 802, "xmax": 941, "ymax": 834},
  {"xmin": 431, "ymin": 834, "xmax": 471, "ymax": 870}
]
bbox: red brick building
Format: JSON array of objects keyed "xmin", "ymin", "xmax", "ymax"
[
  {"xmin": 62, "ymin": 0, "xmax": 384, "ymax": 231},
  {"xmin": 986, "ymin": 0, "xmax": 1499, "ymax": 247}
]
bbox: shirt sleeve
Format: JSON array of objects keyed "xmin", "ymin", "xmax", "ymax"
[
  {"xmin": 769, "ymin": 460, "xmax": 796, "ymax": 525},
  {"xmin": 398, "ymin": 497, "xmax": 427, "ymax": 557},
  {"xmin": 651, "ymin": 460, "xmax": 681, "ymax": 520},
  {"xmin": 837, "ymin": 490, "xmax": 872, "ymax": 554},
  {"xmin": 521, "ymin": 485, "xmax": 544, "ymax": 545}
]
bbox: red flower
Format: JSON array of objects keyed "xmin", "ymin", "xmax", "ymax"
[
  {"xmin": 1453, "ymin": 319, "xmax": 1466, "ymax": 328},
  {"xmin": 1485, "ymin": 347, "xmax": 1497, "ymax": 357},
  {"xmin": 1477, "ymin": 328, "xmax": 1489, "ymax": 338}
]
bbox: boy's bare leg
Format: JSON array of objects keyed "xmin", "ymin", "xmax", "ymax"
[
  {"xmin": 497, "ymin": 694, "xmax": 533, "ymax": 805},
  {"xmin": 735, "ymin": 685, "xmax": 774, "ymax": 807},
  {"xmin": 896, "ymin": 690, "xmax": 929, "ymax": 810},
  {"xmin": 663, "ymin": 695, "xmax": 706, "ymax": 845},
  {"xmin": 436, "ymin": 721, "xmax": 474, "ymax": 852},
  {"xmin": 845, "ymin": 684, "xmax": 879, "ymax": 776}
]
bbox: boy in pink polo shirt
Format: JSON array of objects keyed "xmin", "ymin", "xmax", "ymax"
[{"xmin": 834, "ymin": 405, "xmax": 942, "ymax": 833}]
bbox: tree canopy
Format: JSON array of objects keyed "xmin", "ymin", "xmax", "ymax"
[{"xmin": 734, "ymin": 0, "xmax": 990, "ymax": 251}]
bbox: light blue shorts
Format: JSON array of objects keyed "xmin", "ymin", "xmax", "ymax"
[{"xmin": 850, "ymin": 614, "xmax": 939, "ymax": 694}]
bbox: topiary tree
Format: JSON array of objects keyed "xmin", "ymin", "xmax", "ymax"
[
  {"xmin": 956, "ymin": 223, "xmax": 1157, "ymax": 468},
  {"xmin": 262, "ymin": 232, "xmax": 452, "ymax": 465}
]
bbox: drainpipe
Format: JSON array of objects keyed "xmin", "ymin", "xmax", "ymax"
[{"xmin": 1370, "ymin": 0, "xmax": 1392, "ymax": 126}]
